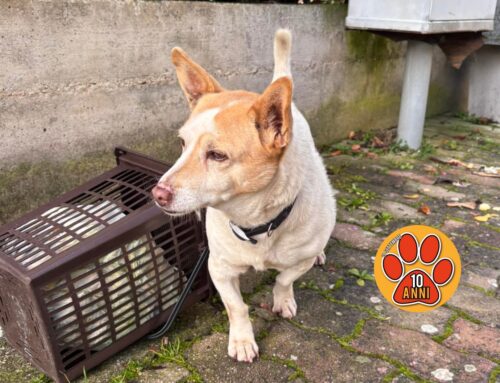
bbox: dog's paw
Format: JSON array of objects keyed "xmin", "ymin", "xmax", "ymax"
[
  {"xmin": 315, "ymin": 251, "xmax": 326, "ymax": 266},
  {"xmin": 228, "ymin": 336, "xmax": 259, "ymax": 363},
  {"xmin": 272, "ymin": 296, "xmax": 297, "ymax": 318}
]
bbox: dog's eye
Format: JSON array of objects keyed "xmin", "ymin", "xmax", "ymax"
[
  {"xmin": 206, "ymin": 150, "xmax": 228, "ymax": 162},
  {"xmin": 179, "ymin": 138, "xmax": 185, "ymax": 149}
]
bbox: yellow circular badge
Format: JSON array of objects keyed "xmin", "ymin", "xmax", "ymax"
[{"xmin": 374, "ymin": 225, "xmax": 461, "ymax": 312}]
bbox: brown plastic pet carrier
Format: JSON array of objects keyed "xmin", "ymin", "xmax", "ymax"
[{"xmin": 0, "ymin": 147, "xmax": 211, "ymax": 383}]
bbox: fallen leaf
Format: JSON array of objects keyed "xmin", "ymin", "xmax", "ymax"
[
  {"xmin": 472, "ymin": 171, "xmax": 500, "ymax": 178},
  {"xmin": 452, "ymin": 135, "xmax": 467, "ymax": 140},
  {"xmin": 351, "ymin": 144, "xmax": 361, "ymax": 152},
  {"xmin": 479, "ymin": 166, "xmax": 500, "ymax": 174},
  {"xmin": 479, "ymin": 203, "xmax": 491, "ymax": 211},
  {"xmin": 161, "ymin": 337, "xmax": 169, "ymax": 348},
  {"xmin": 452, "ymin": 181, "xmax": 471, "ymax": 188},
  {"xmin": 474, "ymin": 214, "xmax": 498, "ymax": 222},
  {"xmin": 430, "ymin": 157, "xmax": 474, "ymax": 169},
  {"xmin": 330, "ymin": 150, "xmax": 342, "ymax": 157},
  {"xmin": 448, "ymin": 159, "xmax": 474, "ymax": 169},
  {"xmin": 366, "ymin": 152, "xmax": 378, "ymax": 159},
  {"xmin": 403, "ymin": 194, "xmax": 420, "ymax": 199},
  {"xmin": 371, "ymin": 136, "xmax": 385, "ymax": 148},
  {"xmin": 348, "ymin": 131, "xmax": 356, "ymax": 139},
  {"xmin": 419, "ymin": 204, "xmax": 431, "ymax": 215},
  {"xmin": 424, "ymin": 165, "xmax": 438, "ymax": 174},
  {"xmin": 447, "ymin": 201, "xmax": 476, "ymax": 210},
  {"xmin": 478, "ymin": 116, "xmax": 494, "ymax": 125},
  {"xmin": 493, "ymin": 207, "xmax": 500, "ymax": 212}
]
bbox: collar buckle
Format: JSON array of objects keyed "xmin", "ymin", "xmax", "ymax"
[{"xmin": 267, "ymin": 223, "xmax": 274, "ymax": 238}]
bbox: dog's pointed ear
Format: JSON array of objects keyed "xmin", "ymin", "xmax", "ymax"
[
  {"xmin": 251, "ymin": 77, "xmax": 293, "ymax": 153},
  {"xmin": 171, "ymin": 47, "xmax": 223, "ymax": 109}
]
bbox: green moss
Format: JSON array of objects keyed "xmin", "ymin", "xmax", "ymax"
[
  {"xmin": 346, "ymin": 30, "xmax": 392, "ymax": 66},
  {"xmin": 338, "ymin": 318, "xmax": 366, "ymax": 344},
  {"xmin": 464, "ymin": 283, "xmax": 496, "ymax": 298},
  {"xmin": 431, "ymin": 313, "xmax": 459, "ymax": 343},
  {"xmin": 488, "ymin": 365, "xmax": 500, "ymax": 383},
  {"xmin": 309, "ymin": 92, "xmax": 401, "ymax": 145},
  {"xmin": 262, "ymin": 355, "xmax": 307, "ymax": 382},
  {"xmin": 443, "ymin": 304, "xmax": 482, "ymax": 325},
  {"xmin": 109, "ymin": 337, "xmax": 204, "ymax": 383},
  {"xmin": 427, "ymin": 84, "xmax": 456, "ymax": 117}
]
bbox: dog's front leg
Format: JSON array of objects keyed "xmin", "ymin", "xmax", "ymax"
[
  {"xmin": 208, "ymin": 255, "xmax": 258, "ymax": 363},
  {"xmin": 273, "ymin": 257, "xmax": 316, "ymax": 318}
]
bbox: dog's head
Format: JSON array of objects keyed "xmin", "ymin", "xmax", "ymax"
[{"xmin": 152, "ymin": 46, "xmax": 293, "ymax": 215}]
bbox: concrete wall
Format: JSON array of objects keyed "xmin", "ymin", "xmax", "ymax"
[
  {"xmin": 461, "ymin": 2, "xmax": 500, "ymax": 121},
  {"xmin": 0, "ymin": 1, "xmax": 458, "ymax": 224},
  {"xmin": 463, "ymin": 46, "xmax": 500, "ymax": 122}
]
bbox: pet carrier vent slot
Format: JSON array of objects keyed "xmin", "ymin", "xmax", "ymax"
[{"xmin": 0, "ymin": 147, "xmax": 210, "ymax": 383}]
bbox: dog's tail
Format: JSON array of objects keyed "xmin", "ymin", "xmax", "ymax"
[{"xmin": 272, "ymin": 28, "xmax": 292, "ymax": 82}]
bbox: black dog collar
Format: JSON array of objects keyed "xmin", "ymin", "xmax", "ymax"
[{"xmin": 229, "ymin": 199, "xmax": 296, "ymax": 244}]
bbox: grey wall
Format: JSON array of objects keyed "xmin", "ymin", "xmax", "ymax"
[
  {"xmin": 0, "ymin": 1, "xmax": 457, "ymax": 166},
  {"xmin": 464, "ymin": 46, "xmax": 500, "ymax": 122},
  {"xmin": 484, "ymin": 0, "xmax": 500, "ymax": 45},
  {"xmin": 0, "ymin": 1, "xmax": 458, "ymax": 224}
]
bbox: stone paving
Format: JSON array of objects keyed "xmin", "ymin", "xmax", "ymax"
[{"xmin": 1, "ymin": 116, "xmax": 499, "ymax": 383}]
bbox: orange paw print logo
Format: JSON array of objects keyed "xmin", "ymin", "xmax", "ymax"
[{"xmin": 375, "ymin": 226, "xmax": 461, "ymax": 312}]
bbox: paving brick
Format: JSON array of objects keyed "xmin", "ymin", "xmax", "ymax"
[
  {"xmin": 417, "ymin": 184, "xmax": 465, "ymax": 201},
  {"xmin": 293, "ymin": 288, "xmax": 370, "ymax": 338},
  {"xmin": 463, "ymin": 266, "xmax": 499, "ymax": 294},
  {"xmin": 443, "ymin": 318, "xmax": 500, "ymax": 360},
  {"xmin": 386, "ymin": 170, "xmax": 436, "ymax": 185},
  {"xmin": 448, "ymin": 285, "xmax": 500, "ymax": 326},
  {"xmin": 261, "ymin": 321, "xmax": 391, "ymax": 383},
  {"xmin": 446, "ymin": 168, "xmax": 500, "ymax": 189},
  {"xmin": 137, "ymin": 363, "xmax": 189, "ymax": 383},
  {"xmin": 328, "ymin": 277, "xmax": 454, "ymax": 335},
  {"xmin": 441, "ymin": 220, "xmax": 467, "ymax": 234},
  {"xmin": 373, "ymin": 200, "xmax": 421, "ymax": 220},
  {"xmin": 352, "ymin": 321, "xmax": 495, "ymax": 382},
  {"xmin": 187, "ymin": 332, "xmax": 292, "ymax": 383},
  {"xmin": 331, "ymin": 223, "xmax": 382, "ymax": 252}
]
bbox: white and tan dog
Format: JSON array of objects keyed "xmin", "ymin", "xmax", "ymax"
[{"xmin": 152, "ymin": 29, "xmax": 336, "ymax": 363}]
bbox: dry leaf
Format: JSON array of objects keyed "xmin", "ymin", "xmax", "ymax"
[
  {"xmin": 366, "ymin": 152, "xmax": 378, "ymax": 159},
  {"xmin": 452, "ymin": 181, "xmax": 471, "ymax": 188},
  {"xmin": 430, "ymin": 157, "xmax": 474, "ymax": 169},
  {"xmin": 474, "ymin": 214, "xmax": 498, "ymax": 222},
  {"xmin": 423, "ymin": 165, "xmax": 438, "ymax": 174},
  {"xmin": 472, "ymin": 171, "xmax": 500, "ymax": 178},
  {"xmin": 419, "ymin": 204, "xmax": 431, "ymax": 215},
  {"xmin": 330, "ymin": 150, "xmax": 342, "ymax": 157},
  {"xmin": 372, "ymin": 136, "xmax": 385, "ymax": 148},
  {"xmin": 161, "ymin": 337, "xmax": 169, "ymax": 347},
  {"xmin": 348, "ymin": 131, "xmax": 356, "ymax": 139},
  {"xmin": 447, "ymin": 201, "xmax": 476, "ymax": 210},
  {"xmin": 448, "ymin": 159, "xmax": 474, "ymax": 169},
  {"xmin": 479, "ymin": 203, "xmax": 491, "ymax": 211},
  {"xmin": 403, "ymin": 194, "xmax": 420, "ymax": 200},
  {"xmin": 351, "ymin": 144, "xmax": 361, "ymax": 152}
]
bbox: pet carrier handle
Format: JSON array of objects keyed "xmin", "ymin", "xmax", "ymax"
[{"xmin": 147, "ymin": 247, "xmax": 210, "ymax": 339}]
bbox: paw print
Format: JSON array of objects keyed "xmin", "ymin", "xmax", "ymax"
[{"xmin": 382, "ymin": 233, "xmax": 454, "ymax": 306}]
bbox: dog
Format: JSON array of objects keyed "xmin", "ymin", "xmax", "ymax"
[{"xmin": 152, "ymin": 29, "xmax": 336, "ymax": 363}]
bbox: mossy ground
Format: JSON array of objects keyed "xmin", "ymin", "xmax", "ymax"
[{"xmin": 0, "ymin": 116, "xmax": 498, "ymax": 383}]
